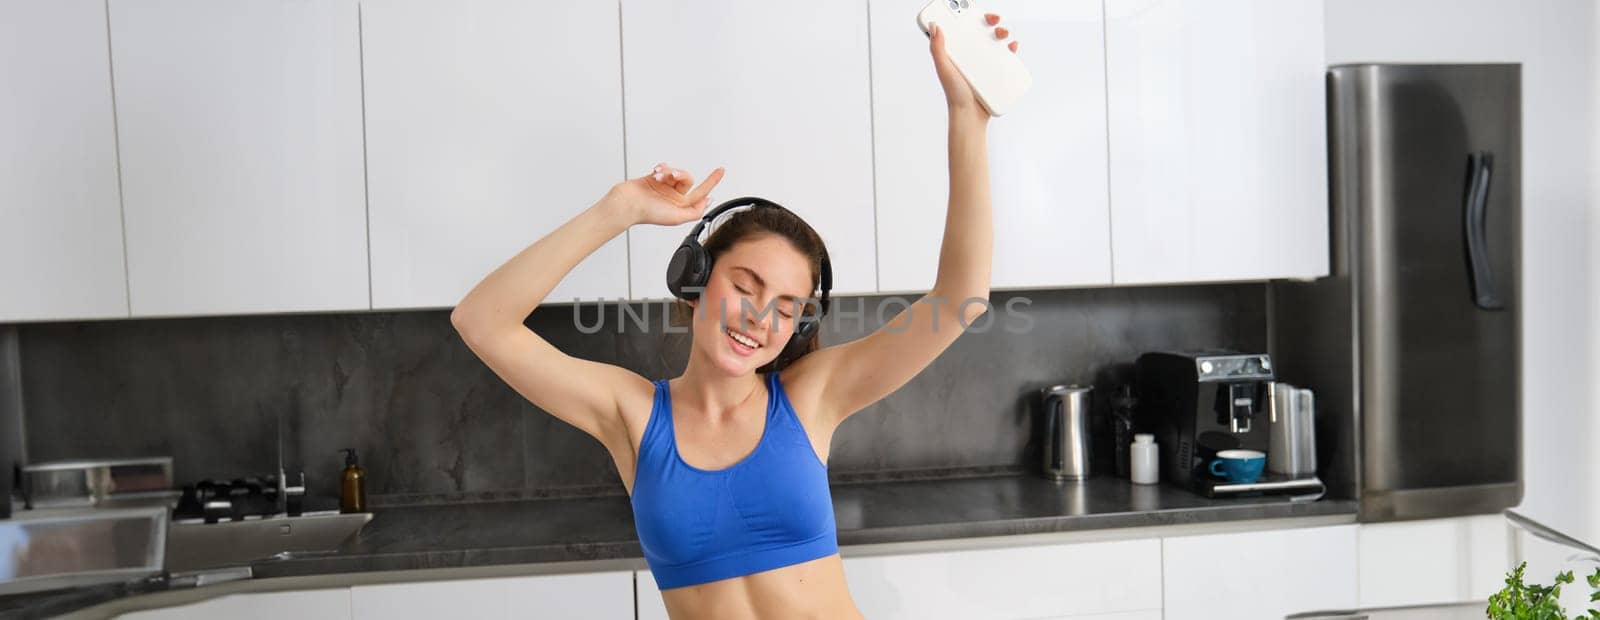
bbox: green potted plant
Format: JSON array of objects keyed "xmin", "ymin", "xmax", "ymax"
[{"xmin": 1487, "ymin": 561, "xmax": 1600, "ymax": 619}]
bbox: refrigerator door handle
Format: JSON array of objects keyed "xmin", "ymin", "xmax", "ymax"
[{"xmin": 1464, "ymin": 151, "xmax": 1505, "ymax": 310}]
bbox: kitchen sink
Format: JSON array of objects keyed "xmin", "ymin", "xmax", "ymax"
[{"xmin": 165, "ymin": 511, "xmax": 372, "ymax": 573}]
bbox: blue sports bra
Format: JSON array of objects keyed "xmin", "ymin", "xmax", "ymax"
[{"xmin": 630, "ymin": 370, "xmax": 838, "ymax": 590}]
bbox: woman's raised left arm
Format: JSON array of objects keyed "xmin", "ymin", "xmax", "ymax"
[{"xmin": 794, "ymin": 19, "xmax": 1008, "ymax": 426}]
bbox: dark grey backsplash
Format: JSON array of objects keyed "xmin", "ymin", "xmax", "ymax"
[{"xmin": 9, "ymin": 284, "xmax": 1267, "ymax": 505}]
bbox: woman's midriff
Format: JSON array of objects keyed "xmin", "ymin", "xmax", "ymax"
[{"xmin": 657, "ymin": 553, "xmax": 863, "ymax": 620}]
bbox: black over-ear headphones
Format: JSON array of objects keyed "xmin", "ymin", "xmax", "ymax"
[{"xmin": 665, "ymin": 196, "xmax": 833, "ymax": 350}]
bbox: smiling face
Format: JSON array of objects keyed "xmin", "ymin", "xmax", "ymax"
[{"xmin": 687, "ymin": 233, "xmax": 817, "ymax": 377}]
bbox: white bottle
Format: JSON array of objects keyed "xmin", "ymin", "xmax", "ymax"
[{"xmin": 1130, "ymin": 434, "xmax": 1159, "ymax": 485}]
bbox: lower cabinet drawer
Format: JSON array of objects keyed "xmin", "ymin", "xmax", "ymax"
[
  {"xmin": 1359, "ymin": 514, "xmax": 1512, "ymax": 607},
  {"xmin": 350, "ymin": 571, "xmax": 634, "ymax": 620},
  {"xmin": 638, "ymin": 539, "xmax": 1162, "ymax": 620},
  {"xmin": 118, "ymin": 589, "xmax": 351, "ymax": 620},
  {"xmin": 842, "ymin": 538, "xmax": 1163, "ymax": 620},
  {"xmin": 1163, "ymin": 524, "xmax": 1359, "ymax": 620}
]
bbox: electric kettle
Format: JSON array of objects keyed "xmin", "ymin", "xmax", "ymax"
[{"xmin": 1040, "ymin": 385, "xmax": 1092, "ymax": 481}]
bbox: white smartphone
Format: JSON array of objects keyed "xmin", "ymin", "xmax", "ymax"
[{"xmin": 917, "ymin": 0, "xmax": 1032, "ymax": 117}]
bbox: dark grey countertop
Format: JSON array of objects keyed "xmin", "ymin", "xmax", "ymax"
[
  {"xmin": 10, "ymin": 474, "xmax": 1356, "ymax": 619},
  {"xmin": 252, "ymin": 473, "xmax": 1352, "ymax": 577}
]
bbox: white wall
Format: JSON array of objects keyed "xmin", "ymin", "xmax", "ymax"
[
  {"xmin": 1326, "ymin": 0, "xmax": 1600, "ymax": 544},
  {"xmin": 1592, "ymin": 4, "xmax": 1600, "ymax": 551}
]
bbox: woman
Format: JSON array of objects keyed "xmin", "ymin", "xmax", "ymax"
[{"xmin": 451, "ymin": 18, "xmax": 1014, "ymax": 619}]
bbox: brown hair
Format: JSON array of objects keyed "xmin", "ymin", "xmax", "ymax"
[{"xmin": 673, "ymin": 205, "xmax": 829, "ymax": 373}]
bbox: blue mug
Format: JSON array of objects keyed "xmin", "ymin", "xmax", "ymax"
[{"xmin": 1208, "ymin": 449, "xmax": 1266, "ymax": 483}]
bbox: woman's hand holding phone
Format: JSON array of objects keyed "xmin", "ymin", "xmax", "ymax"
[
  {"xmin": 605, "ymin": 162, "xmax": 726, "ymax": 227},
  {"xmin": 925, "ymin": 3, "xmax": 1025, "ymax": 121}
]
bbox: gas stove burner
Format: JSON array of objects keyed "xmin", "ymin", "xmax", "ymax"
[{"xmin": 173, "ymin": 473, "xmax": 304, "ymax": 523}]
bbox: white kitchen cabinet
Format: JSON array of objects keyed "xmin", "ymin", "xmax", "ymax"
[
  {"xmin": 350, "ymin": 571, "xmax": 634, "ymax": 620},
  {"xmin": 636, "ymin": 570, "xmax": 668, "ymax": 620},
  {"xmin": 362, "ymin": 0, "xmax": 629, "ymax": 310},
  {"xmin": 620, "ymin": 0, "xmax": 877, "ymax": 299},
  {"xmin": 642, "ymin": 540, "xmax": 1162, "ymax": 620},
  {"xmin": 871, "ymin": 0, "xmax": 1112, "ymax": 294},
  {"xmin": 842, "ymin": 539, "xmax": 1163, "ymax": 619},
  {"xmin": 108, "ymin": 0, "xmax": 369, "ymax": 317},
  {"xmin": 1104, "ymin": 0, "xmax": 1329, "ymax": 285},
  {"xmin": 1163, "ymin": 524, "xmax": 1358, "ymax": 619},
  {"xmin": 0, "ymin": 0, "xmax": 129, "ymax": 322},
  {"xmin": 1358, "ymin": 514, "xmax": 1512, "ymax": 608},
  {"xmin": 118, "ymin": 589, "xmax": 352, "ymax": 620},
  {"xmin": 643, "ymin": 562, "xmax": 1158, "ymax": 620}
]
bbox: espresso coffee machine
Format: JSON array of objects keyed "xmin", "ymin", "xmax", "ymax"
[{"xmin": 1134, "ymin": 351, "xmax": 1324, "ymax": 498}]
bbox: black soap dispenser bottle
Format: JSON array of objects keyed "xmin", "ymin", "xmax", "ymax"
[{"xmin": 339, "ymin": 448, "xmax": 367, "ymax": 513}]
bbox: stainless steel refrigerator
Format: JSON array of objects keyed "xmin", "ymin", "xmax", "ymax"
[{"xmin": 1270, "ymin": 64, "xmax": 1521, "ymax": 522}]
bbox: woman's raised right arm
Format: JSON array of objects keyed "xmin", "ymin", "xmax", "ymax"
[{"xmin": 451, "ymin": 163, "xmax": 725, "ymax": 445}]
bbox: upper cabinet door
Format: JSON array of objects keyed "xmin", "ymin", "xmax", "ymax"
[
  {"xmin": 872, "ymin": 0, "xmax": 1112, "ymax": 294},
  {"xmin": 621, "ymin": 0, "xmax": 877, "ymax": 299},
  {"xmin": 110, "ymin": 0, "xmax": 369, "ymax": 317},
  {"xmin": 363, "ymin": 0, "xmax": 628, "ymax": 310},
  {"xmin": 1105, "ymin": 0, "xmax": 1328, "ymax": 285},
  {"xmin": 1, "ymin": 0, "xmax": 128, "ymax": 322}
]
